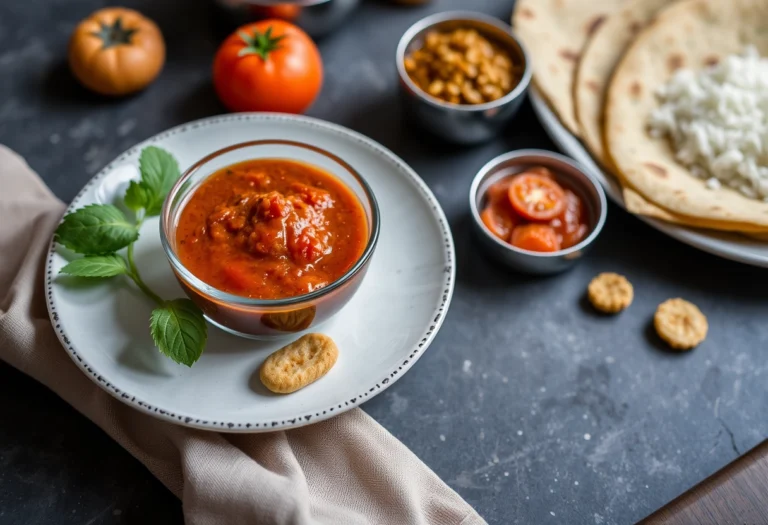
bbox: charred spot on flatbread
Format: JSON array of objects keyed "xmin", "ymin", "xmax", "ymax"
[
  {"xmin": 704, "ymin": 55, "xmax": 720, "ymax": 67},
  {"xmin": 586, "ymin": 80, "xmax": 600, "ymax": 92},
  {"xmin": 643, "ymin": 162, "xmax": 668, "ymax": 178},
  {"xmin": 519, "ymin": 6, "xmax": 535, "ymax": 19},
  {"xmin": 629, "ymin": 81, "xmax": 642, "ymax": 97},
  {"xmin": 667, "ymin": 53, "xmax": 685, "ymax": 72},
  {"xmin": 586, "ymin": 15, "xmax": 606, "ymax": 36},
  {"xmin": 559, "ymin": 49, "xmax": 580, "ymax": 62}
]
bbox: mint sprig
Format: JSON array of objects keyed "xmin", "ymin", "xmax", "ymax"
[
  {"xmin": 126, "ymin": 146, "xmax": 181, "ymax": 216},
  {"xmin": 150, "ymin": 299, "xmax": 207, "ymax": 366},
  {"xmin": 55, "ymin": 146, "xmax": 207, "ymax": 367},
  {"xmin": 55, "ymin": 204, "xmax": 138, "ymax": 255},
  {"xmin": 60, "ymin": 254, "xmax": 128, "ymax": 278}
]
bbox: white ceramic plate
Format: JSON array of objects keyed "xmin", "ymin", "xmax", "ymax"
[
  {"xmin": 529, "ymin": 88, "xmax": 768, "ymax": 267},
  {"xmin": 45, "ymin": 114, "xmax": 455, "ymax": 432}
]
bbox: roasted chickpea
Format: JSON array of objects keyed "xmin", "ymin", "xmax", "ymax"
[{"xmin": 404, "ymin": 26, "xmax": 521, "ymax": 105}]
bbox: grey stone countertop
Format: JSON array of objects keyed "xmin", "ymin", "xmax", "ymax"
[{"xmin": 1, "ymin": 1, "xmax": 767, "ymax": 524}]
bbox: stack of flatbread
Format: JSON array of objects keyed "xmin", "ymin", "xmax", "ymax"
[{"xmin": 513, "ymin": 0, "xmax": 768, "ymax": 234}]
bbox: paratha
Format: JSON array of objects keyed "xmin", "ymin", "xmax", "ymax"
[
  {"xmin": 575, "ymin": 0, "xmax": 673, "ymax": 165},
  {"xmin": 622, "ymin": 187, "xmax": 768, "ymax": 232},
  {"xmin": 513, "ymin": 0, "xmax": 627, "ymax": 136},
  {"xmin": 605, "ymin": 0, "xmax": 768, "ymax": 230}
]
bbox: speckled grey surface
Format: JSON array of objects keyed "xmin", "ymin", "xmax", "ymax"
[{"xmin": 1, "ymin": 1, "xmax": 767, "ymax": 524}]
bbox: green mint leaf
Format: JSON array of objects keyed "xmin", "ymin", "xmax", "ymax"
[
  {"xmin": 124, "ymin": 180, "xmax": 150, "ymax": 212},
  {"xmin": 55, "ymin": 204, "xmax": 139, "ymax": 255},
  {"xmin": 60, "ymin": 254, "xmax": 128, "ymax": 278},
  {"xmin": 138, "ymin": 146, "xmax": 181, "ymax": 216},
  {"xmin": 150, "ymin": 299, "xmax": 207, "ymax": 367}
]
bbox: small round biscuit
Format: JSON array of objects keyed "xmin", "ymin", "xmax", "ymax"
[
  {"xmin": 654, "ymin": 298, "xmax": 708, "ymax": 350},
  {"xmin": 587, "ymin": 272, "xmax": 634, "ymax": 313}
]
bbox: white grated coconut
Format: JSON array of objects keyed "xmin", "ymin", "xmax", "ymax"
[{"xmin": 648, "ymin": 47, "xmax": 768, "ymax": 201}]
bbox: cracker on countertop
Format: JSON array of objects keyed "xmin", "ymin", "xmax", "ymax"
[
  {"xmin": 587, "ymin": 272, "xmax": 634, "ymax": 314},
  {"xmin": 654, "ymin": 298, "xmax": 708, "ymax": 350}
]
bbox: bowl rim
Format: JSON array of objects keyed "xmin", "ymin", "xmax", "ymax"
[
  {"xmin": 396, "ymin": 10, "xmax": 533, "ymax": 112},
  {"xmin": 469, "ymin": 149, "xmax": 608, "ymax": 259},
  {"xmin": 160, "ymin": 139, "xmax": 381, "ymax": 307}
]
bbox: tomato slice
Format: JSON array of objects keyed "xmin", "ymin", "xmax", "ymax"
[
  {"xmin": 481, "ymin": 206, "xmax": 516, "ymax": 240},
  {"xmin": 510, "ymin": 224, "xmax": 561, "ymax": 252},
  {"xmin": 508, "ymin": 174, "xmax": 566, "ymax": 221},
  {"xmin": 550, "ymin": 189, "xmax": 588, "ymax": 248},
  {"xmin": 485, "ymin": 178, "xmax": 512, "ymax": 204}
]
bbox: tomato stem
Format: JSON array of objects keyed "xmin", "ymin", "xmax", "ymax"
[
  {"xmin": 237, "ymin": 26, "xmax": 286, "ymax": 60},
  {"xmin": 91, "ymin": 17, "xmax": 138, "ymax": 50}
]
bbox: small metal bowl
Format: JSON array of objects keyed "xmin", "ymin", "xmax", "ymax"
[
  {"xmin": 211, "ymin": 0, "xmax": 360, "ymax": 39},
  {"xmin": 470, "ymin": 150, "xmax": 607, "ymax": 274},
  {"xmin": 396, "ymin": 11, "xmax": 532, "ymax": 144}
]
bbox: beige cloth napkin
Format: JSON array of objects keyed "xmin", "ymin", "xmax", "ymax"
[{"xmin": 0, "ymin": 144, "xmax": 486, "ymax": 525}]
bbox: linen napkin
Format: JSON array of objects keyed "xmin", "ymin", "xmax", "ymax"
[{"xmin": 0, "ymin": 144, "xmax": 486, "ymax": 525}]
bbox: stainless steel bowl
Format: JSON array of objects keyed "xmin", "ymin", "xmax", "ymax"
[
  {"xmin": 212, "ymin": 0, "xmax": 360, "ymax": 39},
  {"xmin": 396, "ymin": 11, "xmax": 532, "ymax": 144},
  {"xmin": 469, "ymin": 150, "xmax": 607, "ymax": 274}
]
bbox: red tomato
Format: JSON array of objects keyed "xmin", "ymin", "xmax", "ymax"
[
  {"xmin": 510, "ymin": 224, "xmax": 561, "ymax": 252},
  {"xmin": 247, "ymin": 5, "xmax": 302, "ymax": 21},
  {"xmin": 508, "ymin": 174, "xmax": 566, "ymax": 221},
  {"xmin": 213, "ymin": 20, "xmax": 323, "ymax": 113}
]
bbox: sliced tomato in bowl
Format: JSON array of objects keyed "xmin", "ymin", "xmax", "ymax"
[
  {"xmin": 481, "ymin": 206, "xmax": 517, "ymax": 240},
  {"xmin": 510, "ymin": 224, "xmax": 561, "ymax": 252},
  {"xmin": 508, "ymin": 173, "xmax": 565, "ymax": 221},
  {"xmin": 549, "ymin": 189, "xmax": 589, "ymax": 248}
]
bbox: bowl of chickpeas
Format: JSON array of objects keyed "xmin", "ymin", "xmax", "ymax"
[{"xmin": 396, "ymin": 11, "xmax": 531, "ymax": 144}]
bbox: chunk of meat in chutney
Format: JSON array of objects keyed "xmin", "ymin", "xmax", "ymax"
[{"xmin": 176, "ymin": 160, "xmax": 367, "ymax": 300}]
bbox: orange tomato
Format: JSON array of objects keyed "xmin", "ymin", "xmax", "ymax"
[
  {"xmin": 213, "ymin": 20, "xmax": 323, "ymax": 114},
  {"xmin": 68, "ymin": 8, "xmax": 165, "ymax": 96},
  {"xmin": 510, "ymin": 224, "xmax": 560, "ymax": 252},
  {"xmin": 508, "ymin": 174, "xmax": 566, "ymax": 221}
]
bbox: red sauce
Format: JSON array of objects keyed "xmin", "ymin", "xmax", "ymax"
[
  {"xmin": 480, "ymin": 167, "xmax": 589, "ymax": 252},
  {"xmin": 176, "ymin": 159, "xmax": 368, "ymax": 300}
]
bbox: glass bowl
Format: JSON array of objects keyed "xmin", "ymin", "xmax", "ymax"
[{"xmin": 160, "ymin": 140, "xmax": 380, "ymax": 339}]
